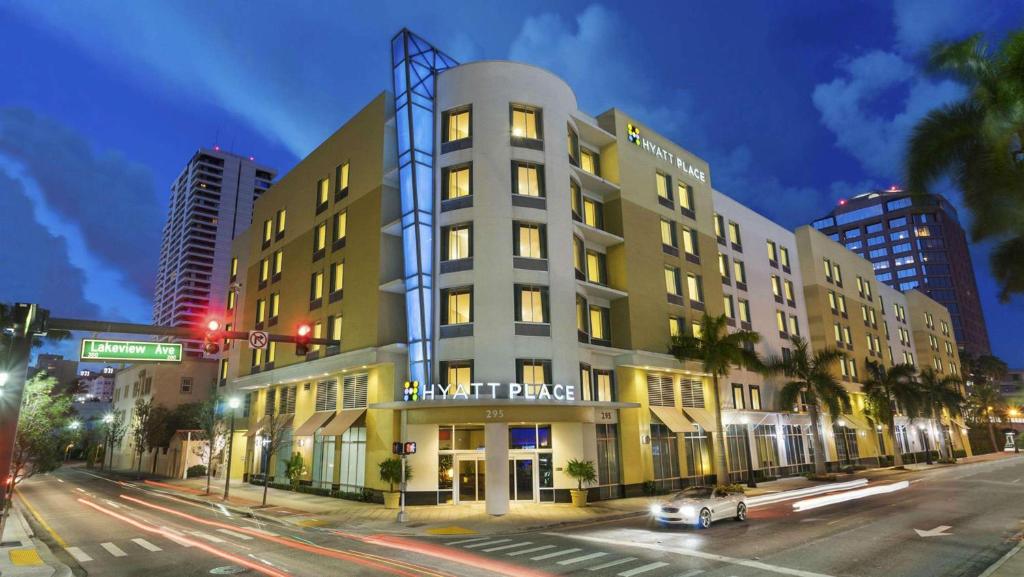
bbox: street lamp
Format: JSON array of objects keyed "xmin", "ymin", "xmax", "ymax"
[
  {"xmin": 0, "ymin": 372, "xmax": 8, "ymax": 387},
  {"xmin": 223, "ymin": 396, "xmax": 241, "ymax": 501},
  {"xmin": 102, "ymin": 413, "xmax": 114, "ymax": 472}
]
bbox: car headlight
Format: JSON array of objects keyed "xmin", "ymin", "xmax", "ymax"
[
  {"xmin": 650, "ymin": 505, "xmax": 662, "ymax": 515},
  {"xmin": 680, "ymin": 506, "xmax": 695, "ymax": 516}
]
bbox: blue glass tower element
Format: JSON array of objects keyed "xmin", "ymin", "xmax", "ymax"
[{"xmin": 391, "ymin": 30, "xmax": 458, "ymax": 390}]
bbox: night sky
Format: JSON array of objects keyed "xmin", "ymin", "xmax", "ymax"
[{"xmin": 2, "ymin": 1, "xmax": 1021, "ymax": 366}]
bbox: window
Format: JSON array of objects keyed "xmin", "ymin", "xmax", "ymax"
[
  {"xmin": 738, "ymin": 299, "xmax": 751, "ymax": 323},
  {"xmin": 230, "ymin": 257, "xmax": 238, "ymax": 281},
  {"xmin": 317, "ymin": 178, "xmax": 329, "ymax": 208},
  {"xmin": 335, "ymin": 162, "xmax": 349, "ymax": 195},
  {"xmin": 443, "ymin": 107, "xmax": 471, "ymax": 142},
  {"xmin": 733, "ymin": 260, "xmax": 747, "ymax": 284},
  {"xmin": 732, "ymin": 384, "xmax": 745, "ymax": 410},
  {"xmin": 262, "ymin": 219, "xmax": 273, "ymax": 243},
  {"xmin": 848, "ymin": 359, "xmax": 858, "ymax": 380},
  {"xmin": 681, "ymin": 227, "xmax": 699, "ymax": 256},
  {"xmin": 788, "ymin": 315, "xmax": 800, "ymax": 336},
  {"xmin": 273, "ymin": 250, "xmax": 283, "ymax": 275},
  {"xmin": 723, "ymin": 295, "xmax": 735, "ymax": 319},
  {"xmin": 330, "ymin": 262, "xmax": 344, "ymax": 293},
  {"xmin": 678, "ymin": 183, "xmax": 694, "ymax": 212},
  {"xmin": 650, "ymin": 423, "xmax": 680, "ymax": 482},
  {"xmin": 784, "ymin": 279, "xmax": 795, "ymax": 302},
  {"xmin": 512, "ymin": 161, "xmax": 544, "ymax": 197},
  {"xmin": 516, "ymin": 285, "xmax": 549, "ymax": 323},
  {"xmin": 315, "ymin": 380, "xmax": 338, "ymax": 412},
  {"xmin": 333, "ymin": 211, "xmax": 347, "ymax": 242},
  {"xmin": 687, "ymin": 274, "xmax": 704, "ymax": 303},
  {"xmin": 582, "ymin": 197, "xmax": 603, "ymax": 228},
  {"xmin": 714, "ymin": 214, "xmax": 725, "ymax": 241},
  {"xmin": 517, "ymin": 359, "xmax": 551, "ymax": 385},
  {"xmin": 513, "ymin": 222, "xmax": 545, "ymax": 259},
  {"xmin": 511, "ymin": 105, "xmax": 540, "ymax": 140},
  {"xmin": 259, "ymin": 258, "xmax": 269, "ymax": 283},
  {"xmin": 886, "ymin": 197, "xmax": 912, "ymax": 211},
  {"xmin": 269, "ymin": 292, "xmax": 280, "ymax": 319},
  {"xmin": 573, "ymin": 236, "xmax": 585, "ymax": 276},
  {"xmin": 227, "ymin": 290, "xmax": 236, "ymax": 311},
  {"xmin": 327, "ymin": 315, "xmax": 342, "ymax": 342},
  {"xmin": 728, "ymin": 221, "xmax": 742, "ymax": 247},
  {"xmin": 589, "ymin": 306, "xmax": 610, "ymax": 342},
  {"xmin": 443, "ymin": 224, "xmax": 472, "ymax": 260},
  {"xmin": 577, "ymin": 296, "xmax": 589, "ymax": 336},
  {"xmin": 889, "ymin": 216, "xmax": 908, "ymax": 228},
  {"xmin": 586, "ymin": 251, "xmax": 607, "ymax": 285},
  {"xmin": 443, "ymin": 165, "xmax": 471, "ymax": 199},
  {"xmin": 776, "ymin": 310, "xmax": 787, "ymax": 333},
  {"xmin": 838, "ymin": 294, "xmax": 847, "ymax": 314},
  {"xmin": 828, "ymin": 290, "xmax": 838, "ymax": 311},
  {"xmin": 442, "ymin": 361, "xmax": 473, "ymax": 387},
  {"xmin": 342, "ymin": 372, "xmax": 369, "ymax": 409},
  {"xmin": 315, "ymin": 222, "xmax": 327, "ymax": 252},
  {"xmin": 843, "ymin": 326, "xmax": 852, "ymax": 345},
  {"xmin": 669, "ymin": 316, "xmax": 684, "ymax": 337},
  {"xmin": 866, "ymin": 222, "xmax": 883, "ymax": 234},
  {"xmin": 570, "ymin": 180, "xmax": 583, "ymax": 219},
  {"xmin": 837, "ymin": 206, "xmax": 886, "ymax": 226},
  {"xmin": 750, "ymin": 386, "xmax": 762, "ymax": 411},
  {"xmin": 312, "ymin": 321, "xmax": 323, "ymax": 352},
  {"xmin": 661, "ymin": 219, "xmax": 677, "ymax": 248},
  {"xmin": 255, "ymin": 299, "xmax": 266, "ymax": 324},
  {"xmin": 780, "ymin": 247, "xmax": 790, "ymax": 268},
  {"xmin": 276, "ymin": 209, "xmax": 286, "ymax": 235},
  {"xmin": 832, "ymin": 263, "xmax": 843, "ymax": 285},
  {"xmin": 767, "ymin": 240, "xmax": 778, "ymax": 263},
  {"xmin": 656, "ymin": 172, "xmax": 672, "ymax": 201},
  {"xmin": 310, "ymin": 271, "xmax": 324, "ymax": 301},
  {"xmin": 833, "ymin": 322, "xmax": 842, "ymax": 344},
  {"xmin": 580, "ymin": 148, "xmax": 599, "ymax": 175},
  {"xmin": 442, "ymin": 288, "xmax": 472, "ymax": 325},
  {"xmin": 267, "ymin": 341, "xmax": 277, "ymax": 364},
  {"xmin": 665, "ymin": 266, "xmax": 682, "ymax": 295},
  {"xmin": 824, "ymin": 258, "xmax": 833, "ymax": 281},
  {"xmin": 718, "ymin": 253, "xmax": 730, "ymax": 281},
  {"xmin": 180, "ymin": 377, "xmax": 193, "ymax": 394},
  {"xmin": 771, "ymin": 275, "xmax": 782, "ymax": 298},
  {"xmin": 567, "ymin": 126, "xmax": 579, "ymax": 165}
]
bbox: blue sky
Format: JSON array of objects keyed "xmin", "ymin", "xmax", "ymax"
[{"xmin": 1, "ymin": 0, "xmax": 1022, "ymax": 366}]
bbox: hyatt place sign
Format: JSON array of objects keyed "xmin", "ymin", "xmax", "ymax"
[
  {"xmin": 404, "ymin": 381, "xmax": 579, "ymax": 402},
  {"xmin": 627, "ymin": 123, "xmax": 707, "ymax": 183}
]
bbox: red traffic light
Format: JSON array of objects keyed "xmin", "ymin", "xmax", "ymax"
[
  {"xmin": 297, "ymin": 324, "xmax": 312, "ymax": 337},
  {"xmin": 207, "ymin": 319, "xmax": 221, "ymax": 332},
  {"xmin": 295, "ymin": 323, "xmax": 312, "ymax": 356}
]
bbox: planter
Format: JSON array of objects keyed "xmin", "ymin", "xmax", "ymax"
[
  {"xmin": 383, "ymin": 491, "xmax": 401, "ymax": 509},
  {"xmin": 570, "ymin": 489, "xmax": 589, "ymax": 507}
]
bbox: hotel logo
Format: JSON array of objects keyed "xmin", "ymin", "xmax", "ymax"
[
  {"xmin": 627, "ymin": 123, "xmax": 641, "ymax": 146},
  {"xmin": 625, "ymin": 121, "xmax": 707, "ymax": 183},
  {"xmin": 403, "ymin": 380, "xmax": 420, "ymax": 402}
]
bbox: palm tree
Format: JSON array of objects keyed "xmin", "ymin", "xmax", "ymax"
[
  {"xmin": 917, "ymin": 368, "xmax": 965, "ymax": 460},
  {"xmin": 966, "ymin": 382, "xmax": 1006, "ymax": 452},
  {"xmin": 670, "ymin": 314, "xmax": 762, "ymax": 484},
  {"xmin": 861, "ymin": 360, "xmax": 919, "ymax": 467},
  {"xmin": 764, "ymin": 336, "xmax": 850, "ymax": 476},
  {"xmin": 905, "ymin": 31, "xmax": 1024, "ymax": 301}
]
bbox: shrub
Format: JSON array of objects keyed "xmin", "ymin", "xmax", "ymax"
[
  {"xmin": 565, "ymin": 459, "xmax": 597, "ymax": 491},
  {"xmin": 378, "ymin": 457, "xmax": 412, "ymax": 492},
  {"xmin": 642, "ymin": 480, "xmax": 657, "ymax": 496},
  {"xmin": 716, "ymin": 483, "xmax": 745, "ymax": 494},
  {"xmin": 186, "ymin": 464, "xmax": 207, "ymax": 478}
]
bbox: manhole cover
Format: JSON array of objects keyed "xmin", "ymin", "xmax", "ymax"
[{"xmin": 210, "ymin": 566, "xmax": 246, "ymax": 575}]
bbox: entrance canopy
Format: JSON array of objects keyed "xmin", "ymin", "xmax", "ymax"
[
  {"xmin": 682, "ymin": 407, "xmax": 718, "ymax": 433},
  {"xmin": 649, "ymin": 406, "xmax": 694, "ymax": 433},
  {"xmin": 320, "ymin": 408, "xmax": 365, "ymax": 436},
  {"xmin": 294, "ymin": 411, "xmax": 336, "ymax": 437}
]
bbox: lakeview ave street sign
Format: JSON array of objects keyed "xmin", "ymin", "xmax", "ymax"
[{"xmin": 80, "ymin": 338, "xmax": 183, "ymax": 362}]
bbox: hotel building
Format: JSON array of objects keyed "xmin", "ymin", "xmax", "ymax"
[{"xmin": 217, "ymin": 30, "xmax": 970, "ymax": 515}]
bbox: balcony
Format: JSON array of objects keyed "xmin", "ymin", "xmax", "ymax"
[
  {"xmin": 573, "ymin": 220, "xmax": 623, "ymax": 248},
  {"xmin": 571, "ymin": 165, "xmax": 619, "ymax": 200},
  {"xmin": 577, "ymin": 279, "xmax": 627, "ymax": 301}
]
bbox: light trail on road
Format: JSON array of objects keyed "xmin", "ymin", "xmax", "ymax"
[{"xmin": 791, "ymin": 481, "xmax": 910, "ymax": 511}]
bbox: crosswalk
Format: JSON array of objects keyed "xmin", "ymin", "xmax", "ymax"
[
  {"xmin": 62, "ymin": 528, "xmax": 252, "ymax": 564},
  {"xmin": 442, "ymin": 536, "xmax": 706, "ymax": 576}
]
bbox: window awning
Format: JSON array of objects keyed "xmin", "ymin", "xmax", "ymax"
[
  {"xmin": 294, "ymin": 411, "xmax": 336, "ymax": 437},
  {"xmin": 838, "ymin": 412, "xmax": 871, "ymax": 432},
  {"xmin": 246, "ymin": 416, "xmax": 267, "ymax": 437},
  {"xmin": 319, "ymin": 408, "xmax": 365, "ymax": 437},
  {"xmin": 649, "ymin": 406, "xmax": 694, "ymax": 434},
  {"xmin": 682, "ymin": 407, "xmax": 719, "ymax": 433}
]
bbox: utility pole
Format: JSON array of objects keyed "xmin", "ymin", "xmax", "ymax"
[{"xmin": 224, "ymin": 396, "xmax": 240, "ymax": 500}]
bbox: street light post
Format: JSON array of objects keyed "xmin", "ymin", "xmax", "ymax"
[{"xmin": 223, "ymin": 397, "xmax": 240, "ymax": 501}]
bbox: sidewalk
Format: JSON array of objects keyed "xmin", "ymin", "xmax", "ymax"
[
  {"xmin": 124, "ymin": 452, "xmax": 1022, "ymax": 537},
  {"xmin": 0, "ymin": 503, "xmax": 70, "ymax": 577}
]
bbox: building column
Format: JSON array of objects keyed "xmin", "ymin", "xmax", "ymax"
[{"xmin": 485, "ymin": 422, "xmax": 509, "ymax": 516}]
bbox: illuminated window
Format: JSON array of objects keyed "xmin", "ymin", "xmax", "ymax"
[
  {"xmin": 576, "ymin": 296, "xmax": 588, "ymax": 335},
  {"xmin": 848, "ymin": 359, "xmax": 858, "ymax": 380},
  {"xmin": 443, "ymin": 288, "xmax": 472, "ymax": 325},
  {"xmin": 665, "ymin": 266, "xmax": 681, "ymax": 295},
  {"xmin": 678, "ymin": 183, "xmax": 694, "ymax": 211},
  {"xmin": 573, "ymin": 236, "xmax": 585, "ymax": 275},
  {"xmin": 750, "ymin": 386, "xmax": 762, "ymax": 411},
  {"xmin": 682, "ymin": 227, "xmax": 698, "ymax": 256},
  {"xmin": 776, "ymin": 310, "xmax": 786, "ymax": 333},
  {"xmin": 276, "ymin": 209, "xmax": 286, "ymax": 235},
  {"xmin": 843, "ymin": 326, "xmax": 852, "ymax": 345},
  {"xmin": 589, "ymin": 306, "xmax": 610, "ymax": 341},
  {"xmin": 570, "ymin": 180, "xmax": 582, "ymax": 219},
  {"xmin": 824, "ymin": 258, "xmax": 833, "ymax": 281},
  {"xmin": 767, "ymin": 240, "xmax": 778, "ymax": 263},
  {"xmin": 714, "ymin": 214, "xmax": 725, "ymax": 241},
  {"xmin": 516, "ymin": 286, "xmax": 548, "ymax": 323},
  {"xmin": 514, "ymin": 222, "xmax": 545, "ymax": 259},
  {"xmin": 661, "ymin": 219, "xmax": 677, "ymax": 248},
  {"xmin": 733, "ymin": 384, "xmax": 745, "ymax": 410},
  {"xmin": 733, "ymin": 260, "xmax": 747, "ymax": 284},
  {"xmin": 263, "ymin": 219, "xmax": 273, "ymax": 243},
  {"xmin": 315, "ymin": 223, "xmax": 327, "ymax": 251},
  {"xmin": 687, "ymin": 274, "xmax": 704, "ymax": 303},
  {"xmin": 273, "ymin": 250, "xmax": 283, "ymax": 275},
  {"xmin": 267, "ymin": 341, "xmax": 277, "ymax": 364},
  {"xmin": 723, "ymin": 295, "xmax": 735, "ymax": 318},
  {"xmin": 784, "ymin": 279, "xmax": 795, "ymax": 301},
  {"xmin": 444, "ymin": 362, "xmax": 473, "ymax": 387},
  {"xmin": 771, "ymin": 275, "xmax": 782, "ymax": 297},
  {"xmin": 310, "ymin": 271, "xmax": 324, "ymax": 300},
  {"xmin": 656, "ymin": 172, "xmax": 672, "ymax": 201},
  {"xmin": 333, "ymin": 211, "xmax": 347, "ymax": 242},
  {"xmin": 669, "ymin": 316, "xmax": 683, "ymax": 337},
  {"xmin": 269, "ymin": 293, "xmax": 279, "ymax": 319},
  {"xmin": 738, "ymin": 299, "xmax": 751, "ymax": 323},
  {"xmin": 219, "ymin": 359, "xmax": 229, "ymax": 380},
  {"xmin": 312, "ymin": 322, "xmax": 323, "ymax": 351},
  {"xmin": 443, "ymin": 165, "xmax": 471, "ymax": 199},
  {"xmin": 828, "ymin": 290, "xmax": 837, "ymax": 310},
  {"xmin": 511, "ymin": 106, "xmax": 540, "ymax": 140},
  {"xmin": 788, "ymin": 315, "xmax": 799, "ymax": 336},
  {"xmin": 728, "ymin": 221, "xmax": 742, "ymax": 247},
  {"xmin": 329, "ymin": 315, "xmax": 342, "ymax": 341},
  {"xmin": 443, "ymin": 107, "xmax": 471, "ymax": 142},
  {"xmin": 840, "ymin": 357, "xmax": 849, "ymax": 377},
  {"xmin": 259, "ymin": 259, "xmax": 269, "ymax": 282},
  {"xmin": 227, "ymin": 290, "xmax": 236, "ymax": 310},
  {"xmin": 586, "ymin": 251, "xmax": 607, "ymax": 285},
  {"xmin": 255, "ymin": 299, "xmax": 266, "ymax": 323},
  {"xmin": 832, "ymin": 263, "xmax": 843, "ymax": 285},
  {"xmin": 718, "ymin": 253, "xmax": 730, "ymax": 279},
  {"xmin": 336, "ymin": 162, "xmax": 349, "ymax": 193},
  {"xmin": 691, "ymin": 321, "xmax": 703, "ymax": 339},
  {"xmin": 517, "ymin": 359, "xmax": 550, "ymax": 385},
  {"xmin": 513, "ymin": 162, "xmax": 544, "ymax": 197},
  {"xmin": 230, "ymin": 257, "xmax": 238, "ymax": 280},
  {"xmin": 444, "ymin": 224, "xmax": 471, "ymax": 260},
  {"xmin": 833, "ymin": 322, "xmax": 842, "ymax": 343},
  {"xmin": 838, "ymin": 295, "xmax": 847, "ymax": 314},
  {"xmin": 582, "ymin": 197, "xmax": 602, "ymax": 228},
  {"xmin": 580, "ymin": 148, "xmax": 599, "ymax": 175},
  {"xmin": 330, "ymin": 262, "xmax": 344, "ymax": 293},
  {"xmin": 779, "ymin": 247, "xmax": 790, "ymax": 268},
  {"xmin": 317, "ymin": 178, "xmax": 330, "ymax": 207}
]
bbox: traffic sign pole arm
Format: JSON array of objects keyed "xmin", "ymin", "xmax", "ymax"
[{"xmin": 48, "ymin": 318, "xmax": 340, "ymax": 346}]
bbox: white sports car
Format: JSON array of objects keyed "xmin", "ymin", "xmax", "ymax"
[{"xmin": 651, "ymin": 486, "xmax": 747, "ymax": 528}]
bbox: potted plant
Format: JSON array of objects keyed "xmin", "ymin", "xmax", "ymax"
[
  {"xmin": 379, "ymin": 457, "xmax": 412, "ymax": 509},
  {"xmin": 565, "ymin": 459, "xmax": 597, "ymax": 507},
  {"xmin": 285, "ymin": 452, "xmax": 306, "ymax": 490}
]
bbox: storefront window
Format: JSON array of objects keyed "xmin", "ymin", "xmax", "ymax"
[
  {"xmin": 595, "ymin": 424, "xmax": 621, "ymax": 499},
  {"xmin": 725, "ymin": 424, "xmax": 750, "ymax": 475},
  {"xmin": 312, "ymin": 434, "xmax": 336, "ymax": 489},
  {"xmin": 684, "ymin": 430, "xmax": 711, "ymax": 479},
  {"xmin": 833, "ymin": 423, "xmax": 859, "ymax": 464},
  {"xmin": 783, "ymin": 425, "xmax": 808, "ymax": 466},
  {"xmin": 438, "ymin": 454, "xmax": 454, "ymax": 504},
  {"xmin": 510, "ymin": 427, "xmax": 537, "ymax": 450},
  {"xmin": 651, "ymin": 422, "xmax": 680, "ymax": 490},
  {"xmin": 339, "ymin": 425, "xmax": 366, "ymax": 492},
  {"xmin": 453, "ymin": 426, "xmax": 485, "ymax": 450},
  {"xmin": 754, "ymin": 424, "xmax": 779, "ymax": 474},
  {"xmin": 438, "ymin": 426, "xmax": 453, "ymax": 451}
]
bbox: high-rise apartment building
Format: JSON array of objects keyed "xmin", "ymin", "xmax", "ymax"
[
  {"xmin": 810, "ymin": 188, "xmax": 990, "ymax": 356},
  {"xmin": 213, "ymin": 30, "xmax": 970, "ymax": 516},
  {"xmin": 153, "ymin": 148, "xmax": 276, "ymax": 355}
]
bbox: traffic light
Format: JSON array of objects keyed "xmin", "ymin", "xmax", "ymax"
[
  {"xmin": 203, "ymin": 319, "xmax": 222, "ymax": 355},
  {"xmin": 295, "ymin": 323, "xmax": 312, "ymax": 355}
]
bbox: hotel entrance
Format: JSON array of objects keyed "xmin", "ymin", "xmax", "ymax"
[
  {"xmin": 456, "ymin": 456, "xmax": 486, "ymax": 503},
  {"xmin": 508, "ymin": 457, "xmax": 534, "ymax": 501}
]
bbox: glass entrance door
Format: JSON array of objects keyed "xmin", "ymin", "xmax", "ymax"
[
  {"xmin": 508, "ymin": 458, "xmax": 535, "ymax": 501},
  {"xmin": 457, "ymin": 458, "xmax": 485, "ymax": 502}
]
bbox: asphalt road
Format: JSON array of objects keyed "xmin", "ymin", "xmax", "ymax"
[
  {"xmin": 415, "ymin": 456, "xmax": 1024, "ymax": 577},
  {"xmin": 16, "ymin": 456, "xmax": 1024, "ymax": 577}
]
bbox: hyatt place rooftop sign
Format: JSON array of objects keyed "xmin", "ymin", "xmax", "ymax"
[{"xmin": 627, "ymin": 123, "xmax": 707, "ymax": 183}]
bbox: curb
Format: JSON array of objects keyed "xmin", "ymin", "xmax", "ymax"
[{"xmin": 11, "ymin": 502, "xmax": 73, "ymax": 577}]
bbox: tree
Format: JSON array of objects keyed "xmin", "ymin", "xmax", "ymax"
[
  {"xmin": 145, "ymin": 406, "xmax": 173, "ymax": 473},
  {"xmin": 965, "ymin": 382, "xmax": 1006, "ymax": 452},
  {"xmin": 917, "ymin": 368, "xmax": 966, "ymax": 460},
  {"xmin": 905, "ymin": 31, "xmax": 1024, "ymax": 301},
  {"xmin": 565, "ymin": 459, "xmax": 597, "ymax": 491},
  {"xmin": 764, "ymin": 336, "xmax": 850, "ymax": 476},
  {"xmin": 102, "ymin": 413, "xmax": 129, "ymax": 471},
  {"xmin": 284, "ymin": 453, "xmax": 306, "ymax": 489},
  {"xmin": 861, "ymin": 360, "xmax": 919, "ymax": 467},
  {"xmin": 259, "ymin": 414, "xmax": 291, "ymax": 506},
  {"xmin": 193, "ymin": 397, "xmax": 226, "ymax": 495},
  {"xmin": 377, "ymin": 457, "xmax": 412, "ymax": 493},
  {"xmin": 670, "ymin": 313, "xmax": 763, "ymax": 484},
  {"xmin": 130, "ymin": 398, "xmax": 154, "ymax": 478},
  {"xmin": 9, "ymin": 374, "xmax": 75, "ymax": 485}
]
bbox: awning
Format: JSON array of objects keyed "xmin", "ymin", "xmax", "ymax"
[
  {"xmin": 649, "ymin": 406, "xmax": 694, "ymax": 434},
  {"xmin": 246, "ymin": 416, "xmax": 267, "ymax": 437},
  {"xmin": 320, "ymin": 408, "xmax": 365, "ymax": 437},
  {"xmin": 682, "ymin": 407, "xmax": 719, "ymax": 433},
  {"xmin": 838, "ymin": 412, "xmax": 871, "ymax": 431},
  {"xmin": 244, "ymin": 414, "xmax": 294, "ymax": 437},
  {"xmin": 294, "ymin": 411, "xmax": 336, "ymax": 437}
]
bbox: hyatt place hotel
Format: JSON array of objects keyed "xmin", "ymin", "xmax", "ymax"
[{"xmin": 219, "ymin": 30, "xmax": 970, "ymax": 515}]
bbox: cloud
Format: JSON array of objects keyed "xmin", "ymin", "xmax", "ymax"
[
  {"xmin": 0, "ymin": 108, "xmax": 163, "ymax": 298},
  {"xmin": 892, "ymin": 0, "xmax": 1006, "ymax": 55}
]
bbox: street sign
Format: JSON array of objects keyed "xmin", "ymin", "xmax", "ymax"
[
  {"xmin": 248, "ymin": 330, "xmax": 269, "ymax": 350},
  {"xmin": 392, "ymin": 441, "xmax": 417, "ymax": 455},
  {"xmin": 404, "ymin": 442, "xmax": 417, "ymax": 455},
  {"xmin": 80, "ymin": 339, "xmax": 182, "ymax": 362}
]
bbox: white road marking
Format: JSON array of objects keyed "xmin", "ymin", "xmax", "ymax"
[
  {"xmin": 914, "ymin": 525, "xmax": 952, "ymax": 537},
  {"xmin": 531, "ymin": 547, "xmax": 581, "ymax": 561},
  {"xmin": 674, "ymin": 570, "xmax": 705, "ymax": 577},
  {"xmin": 189, "ymin": 531, "xmax": 226, "ymax": 543},
  {"xmin": 56, "ymin": 478, "xmax": 65, "ymax": 483},
  {"xmin": 132, "ymin": 538, "xmax": 162, "ymax": 552},
  {"xmin": 447, "ymin": 536, "xmax": 491, "ymax": 545},
  {"xmin": 465, "ymin": 538, "xmax": 512, "ymax": 549},
  {"xmin": 558, "ymin": 551, "xmax": 608, "ymax": 565},
  {"xmin": 549, "ymin": 533, "xmax": 838, "ymax": 577},
  {"xmin": 66, "ymin": 547, "xmax": 93, "ymax": 562},
  {"xmin": 507, "ymin": 544, "xmax": 556, "ymax": 556},
  {"xmin": 101, "ymin": 542, "xmax": 127, "ymax": 557},
  {"xmin": 482, "ymin": 541, "xmax": 533, "ymax": 552},
  {"xmin": 619, "ymin": 562, "xmax": 670, "ymax": 576},
  {"xmin": 589, "ymin": 557, "xmax": 637, "ymax": 571},
  {"xmin": 216, "ymin": 528, "xmax": 254, "ymax": 540}
]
